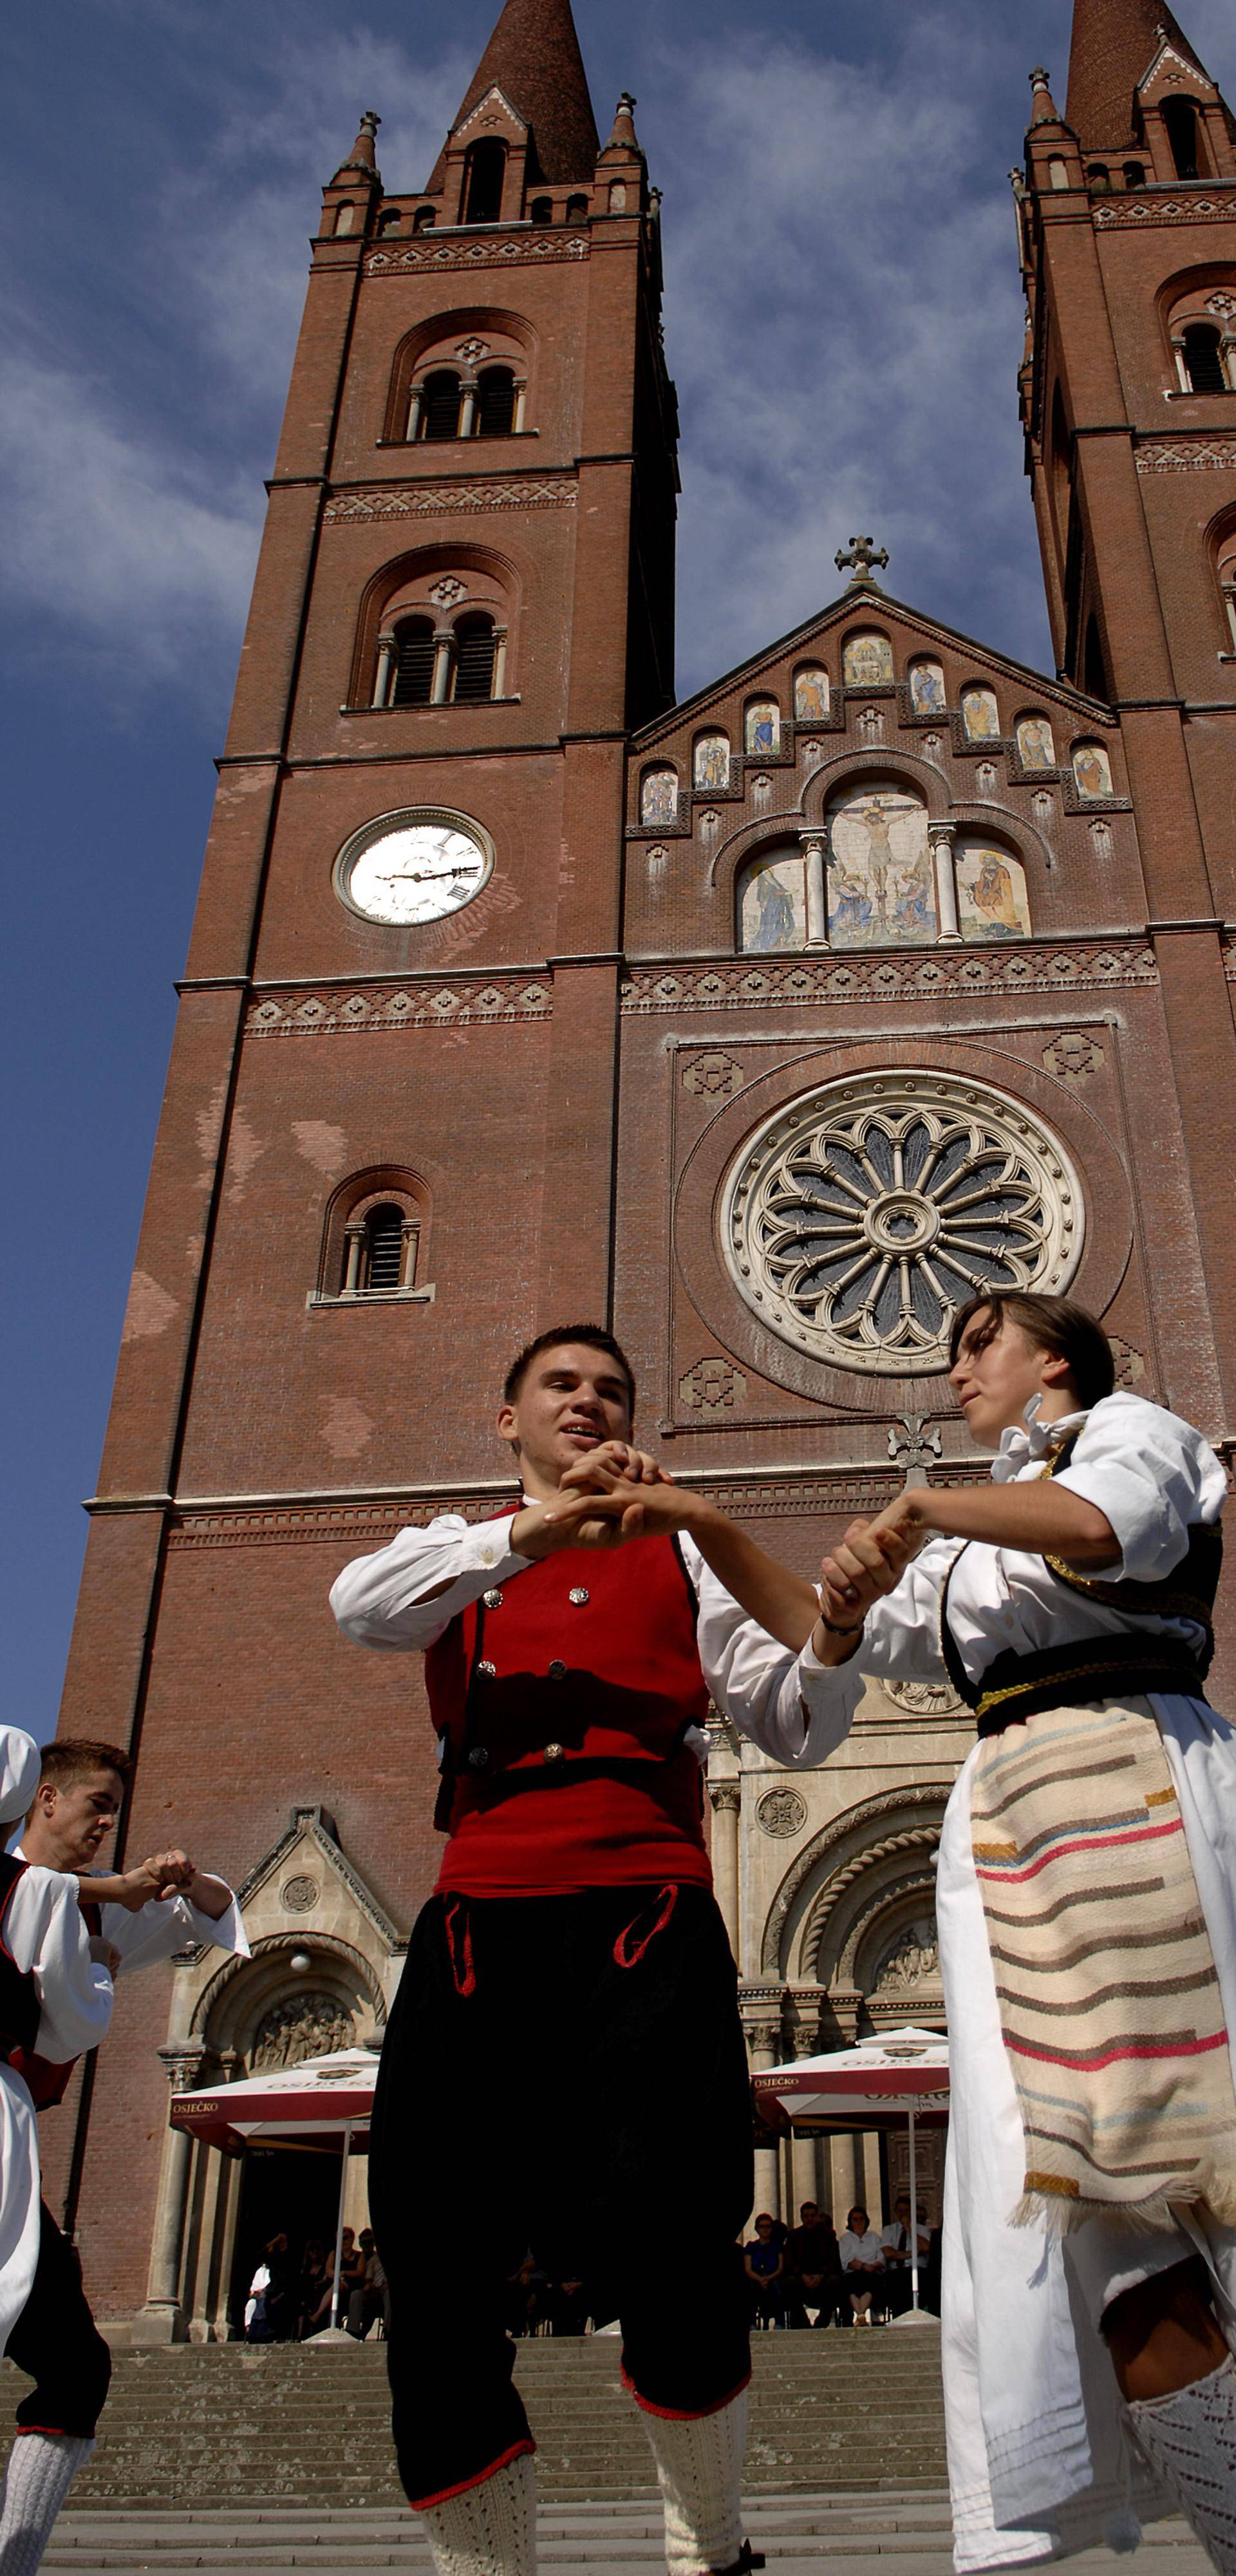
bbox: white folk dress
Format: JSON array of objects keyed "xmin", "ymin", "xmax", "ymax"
[{"xmin": 696, "ymin": 1391, "xmax": 1236, "ymax": 2571}]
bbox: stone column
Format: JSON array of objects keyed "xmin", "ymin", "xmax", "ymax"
[
  {"xmin": 398, "ymin": 1218, "xmax": 420, "ymax": 1290},
  {"xmin": 785, "ymin": 1996, "xmax": 825, "ymax": 2221},
  {"xmin": 512, "ymin": 379, "xmax": 528, "ymax": 434},
  {"xmin": 929, "ymin": 823, "xmax": 961, "ymax": 942},
  {"xmin": 133, "ymin": 2044, "xmax": 209, "ymax": 2345},
  {"xmin": 742, "ymin": 1989, "xmax": 785, "ymax": 2226},
  {"xmin": 458, "ymin": 379, "xmax": 479, "ymax": 439},
  {"xmin": 800, "ymin": 831, "xmax": 830, "ymax": 947},
  {"xmin": 431, "ymin": 629, "xmax": 454, "ymax": 706},
  {"xmin": 492, "ymin": 625, "xmax": 509, "ymax": 700},
  {"xmin": 405, "ymin": 382, "xmax": 424, "ymax": 442},
  {"xmin": 709, "ymin": 1780, "xmax": 741, "ymax": 1964},
  {"xmin": 342, "ymin": 1222, "xmax": 366, "ymax": 1295},
  {"xmin": 371, "ymin": 632, "xmax": 397, "ymax": 709}
]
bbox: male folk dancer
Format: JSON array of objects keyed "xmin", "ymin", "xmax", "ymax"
[
  {"xmin": 576, "ymin": 1294, "xmax": 1236, "ymax": 2575},
  {"xmin": 0, "ymin": 1738, "xmax": 248, "ymax": 2575},
  {"xmin": 330, "ymin": 1329, "xmax": 762, "ymax": 2576}
]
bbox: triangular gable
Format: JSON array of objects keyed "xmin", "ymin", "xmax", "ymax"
[
  {"xmin": 452, "ymin": 84, "xmax": 529, "ymax": 147},
  {"xmin": 632, "ymin": 589, "xmax": 1108, "ymax": 751},
  {"xmin": 1139, "ymin": 40, "xmax": 1215, "ymax": 101},
  {"xmin": 177, "ymin": 1803, "xmax": 404, "ymax": 1964}
]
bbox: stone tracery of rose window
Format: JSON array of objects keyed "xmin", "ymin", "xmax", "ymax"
[{"xmin": 724, "ymin": 1072, "xmax": 1081, "ymax": 1375}]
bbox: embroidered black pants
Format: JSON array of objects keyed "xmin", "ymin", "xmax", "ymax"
[{"xmin": 369, "ymin": 1884, "xmax": 753, "ymax": 2508}]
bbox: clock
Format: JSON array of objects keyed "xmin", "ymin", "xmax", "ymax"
[{"xmin": 333, "ymin": 809, "xmax": 493, "ymax": 927}]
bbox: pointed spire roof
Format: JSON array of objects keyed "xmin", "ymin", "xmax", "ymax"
[
  {"xmin": 435, "ymin": 0, "xmax": 599, "ymax": 186},
  {"xmin": 331, "ymin": 109, "xmax": 382, "ymax": 189},
  {"xmin": 1065, "ymin": 0, "xmax": 1212, "ymax": 147}
]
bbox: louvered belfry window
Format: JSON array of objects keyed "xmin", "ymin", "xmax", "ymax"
[
  {"xmin": 364, "ymin": 1207, "xmax": 406, "ymax": 1293},
  {"xmin": 392, "ymin": 618, "xmax": 435, "ymax": 706},
  {"xmin": 475, "ymin": 368, "xmax": 516, "ymax": 437},
  {"xmin": 463, "ymin": 140, "xmax": 506, "ymax": 225},
  {"xmin": 1163, "ymin": 97, "xmax": 1200, "ymax": 180},
  {"xmin": 1183, "ymin": 325, "xmax": 1227, "ymax": 396},
  {"xmin": 420, "ymin": 371, "xmax": 462, "ymax": 440},
  {"xmin": 453, "ymin": 614, "xmax": 498, "ymax": 703}
]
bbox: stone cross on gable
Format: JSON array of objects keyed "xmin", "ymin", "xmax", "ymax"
[{"xmin": 836, "ymin": 535, "xmax": 890, "ymax": 590}]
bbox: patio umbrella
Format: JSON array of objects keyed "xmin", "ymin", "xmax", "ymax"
[
  {"xmin": 171, "ymin": 2047, "xmax": 380, "ymax": 2333},
  {"xmin": 752, "ymin": 2026, "xmax": 948, "ymax": 2322}
]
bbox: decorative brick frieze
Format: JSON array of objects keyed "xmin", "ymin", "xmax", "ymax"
[
  {"xmin": 622, "ymin": 943, "xmax": 1158, "ymax": 1012},
  {"xmin": 323, "ymin": 477, "xmax": 576, "ymax": 524},
  {"xmin": 1136, "ymin": 439, "xmax": 1236, "ymax": 474},
  {"xmin": 169, "ymin": 1491, "xmax": 517, "ymax": 1551},
  {"xmin": 365, "ymin": 232, "xmax": 589, "ymax": 276},
  {"xmin": 1095, "ymin": 193, "xmax": 1236, "ymax": 227},
  {"xmin": 244, "ymin": 980, "xmax": 552, "ymax": 1037}
]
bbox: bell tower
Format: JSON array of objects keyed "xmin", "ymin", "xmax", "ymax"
[
  {"xmin": 1015, "ymin": 0, "xmax": 1236, "ymax": 1409},
  {"xmin": 50, "ymin": 0, "xmax": 680, "ymax": 2318}
]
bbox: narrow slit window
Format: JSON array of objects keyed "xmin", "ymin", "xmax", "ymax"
[
  {"xmin": 474, "ymin": 368, "xmax": 516, "ymax": 437},
  {"xmin": 452, "ymin": 614, "xmax": 498, "ymax": 703},
  {"xmin": 463, "ymin": 140, "xmax": 506, "ymax": 225},
  {"xmin": 391, "ymin": 619, "xmax": 436, "ymax": 708},
  {"xmin": 364, "ymin": 1207, "xmax": 406, "ymax": 1293},
  {"xmin": 419, "ymin": 371, "xmax": 462, "ymax": 441},
  {"xmin": 1163, "ymin": 97, "xmax": 1200, "ymax": 180},
  {"xmin": 1183, "ymin": 325, "xmax": 1227, "ymax": 395}
]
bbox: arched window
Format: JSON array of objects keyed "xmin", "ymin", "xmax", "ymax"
[
  {"xmin": 566, "ymin": 194, "xmax": 589, "ymax": 223},
  {"xmin": 1183, "ymin": 323, "xmax": 1228, "ymax": 394},
  {"xmin": 1216, "ymin": 529, "xmax": 1236, "ymax": 651},
  {"xmin": 1083, "ymin": 614, "xmax": 1109, "ymax": 702},
  {"xmin": 377, "ymin": 207, "xmax": 401, "ymax": 236},
  {"xmin": 529, "ymin": 196, "xmax": 553, "ymax": 226},
  {"xmin": 333, "ymin": 203, "xmax": 356, "ymax": 236},
  {"xmin": 1123, "ymin": 162, "xmax": 1147, "ymax": 189},
  {"xmin": 474, "ymin": 366, "xmax": 516, "ymax": 437},
  {"xmin": 452, "ymin": 613, "xmax": 498, "ymax": 703},
  {"xmin": 1163, "ymin": 97, "xmax": 1201, "ymax": 180},
  {"xmin": 391, "ymin": 617, "xmax": 435, "ymax": 708},
  {"xmin": 413, "ymin": 205, "xmax": 436, "ymax": 234},
  {"xmin": 419, "ymin": 370, "xmax": 463, "ymax": 441},
  {"xmin": 1089, "ymin": 164, "xmax": 1110, "ymax": 192},
  {"xmin": 463, "ymin": 140, "xmax": 506, "ymax": 225},
  {"xmin": 319, "ymin": 1175, "xmax": 433, "ymax": 1307}
]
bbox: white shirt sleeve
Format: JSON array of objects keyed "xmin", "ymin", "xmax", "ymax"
[
  {"xmin": 329, "ymin": 1512, "xmax": 529, "ymax": 1650},
  {"xmin": 101, "ymin": 1888, "xmax": 250, "ymax": 1976},
  {"xmin": 4, "ymin": 1868, "xmax": 114, "ymax": 2065},
  {"xmin": 690, "ymin": 1549, "xmax": 863, "ymax": 1766},
  {"xmin": 1050, "ymin": 1394, "xmax": 1228, "ymax": 1582}
]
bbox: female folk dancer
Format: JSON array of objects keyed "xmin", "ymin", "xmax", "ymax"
[{"xmin": 583, "ymin": 1293, "xmax": 1236, "ymax": 2573}]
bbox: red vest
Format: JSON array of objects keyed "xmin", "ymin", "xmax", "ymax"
[{"xmin": 426, "ymin": 1533, "xmax": 713, "ymax": 1899}]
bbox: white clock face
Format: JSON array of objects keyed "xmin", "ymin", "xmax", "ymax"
[{"xmin": 337, "ymin": 817, "xmax": 491, "ymax": 926}]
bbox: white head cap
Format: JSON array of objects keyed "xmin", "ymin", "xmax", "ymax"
[{"xmin": 0, "ymin": 1731, "xmax": 43, "ymax": 1832}]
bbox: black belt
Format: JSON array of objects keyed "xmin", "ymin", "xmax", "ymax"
[{"xmin": 969, "ymin": 1636, "xmax": 1209, "ymax": 1736}]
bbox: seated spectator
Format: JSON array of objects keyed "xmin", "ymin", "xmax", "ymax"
[
  {"xmin": 346, "ymin": 2228, "xmax": 389, "ymax": 2340},
  {"xmin": 743, "ymin": 2212, "xmax": 786, "ymax": 2329},
  {"xmin": 303, "ymin": 2226, "xmax": 362, "ymax": 2336},
  {"xmin": 838, "ymin": 2204, "xmax": 887, "ymax": 2325},
  {"xmin": 783, "ymin": 2201, "xmax": 842, "ymax": 2327},
  {"xmin": 881, "ymin": 2193, "xmax": 932, "ymax": 2316}
]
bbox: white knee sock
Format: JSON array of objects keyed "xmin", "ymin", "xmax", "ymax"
[
  {"xmin": 0, "ymin": 2434, "xmax": 93, "ymax": 2576},
  {"xmin": 638, "ymin": 2389, "xmax": 754, "ymax": 2576},
  {"xmin": 420, "ymin": 2452, "xmax": 536, "ymax": 2576},
  {"xmin": 1126, "ymin": 2354, "xmax": 1236, "ymax": 2575}
]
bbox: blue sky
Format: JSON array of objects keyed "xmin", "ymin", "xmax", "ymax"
[{"xmin": 3, "ymin": 0, "xmax": 1235, "ymax": 1739}]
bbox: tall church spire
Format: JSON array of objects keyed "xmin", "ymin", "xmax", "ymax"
[
  {"xmin": 437, "ymin": 0, "xmax": 599, "ymax": 185},
  {"xmin": 1065, "ymin": 0, "xmax": 1213, "ymax": 148}
]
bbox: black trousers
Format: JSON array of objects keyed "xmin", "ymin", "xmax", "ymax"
[
  {"xmin": 370, "ymin": 1885, "xmax": 753, "ymax": 2508},
  {"xmin": 7, "ymin": 2202, "xmax": 112, "ymax": 2439}
]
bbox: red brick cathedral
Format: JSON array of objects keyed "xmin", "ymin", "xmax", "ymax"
[{"xmin": 51, "ymin": 0, "xmax": 1236, "ymax": 2331}]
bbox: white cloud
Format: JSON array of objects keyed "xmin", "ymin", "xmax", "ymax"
[{"xmin": 0, "ymin": 348, "xmax": 261, "ymax": 696}]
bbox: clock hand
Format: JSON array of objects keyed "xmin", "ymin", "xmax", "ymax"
[{"xmin": 374, "ymin": 864, "xmax": 483, "ymax": 886}]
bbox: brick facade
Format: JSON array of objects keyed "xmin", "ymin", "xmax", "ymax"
[{"xmin": 49, "ymin": 0, "xmax": 1236, "ymax": 2324}]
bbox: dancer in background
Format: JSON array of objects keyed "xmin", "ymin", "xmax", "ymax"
[
  {"xmin": 0, "ymin": 1727, "xmax": 114, "ymax": 2576},
  {"xmin": 571, "ymin": 1293, "xmax": 1236, "ymax": 2572}
]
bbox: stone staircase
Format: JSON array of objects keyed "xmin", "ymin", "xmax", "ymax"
[
  {"xmin": 3, "ymin": 2331, "xmax": 951, "ymax": 2512},
  {"xmin": 0, "ymin": 2333, "xmax": 1206, "ymax": 2574}
]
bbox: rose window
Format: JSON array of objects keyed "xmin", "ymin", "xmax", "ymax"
[{"xmin": 724, "ymin": 1072, "xmax": 1082, "ymax": 1375}]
